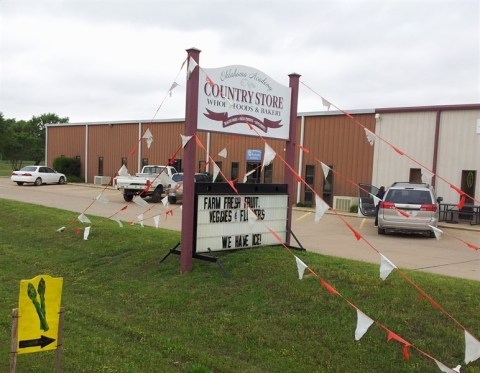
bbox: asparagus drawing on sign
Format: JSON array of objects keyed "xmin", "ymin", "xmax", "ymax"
[{"xmin": 27, "ymin": 278, "xmax": 49, "ymax": 331}]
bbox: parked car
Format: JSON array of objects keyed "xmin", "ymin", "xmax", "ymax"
[
  {"xmin": 377, "ymin": 182, "xmax": 442, "ymax": 237},
  {"xmin": 11, "ymin": 166, "xmax": 67, "ymax": 186},
  {"xmin": 167, "ymin": 173, "xmax": 210, "ymax": 204}
]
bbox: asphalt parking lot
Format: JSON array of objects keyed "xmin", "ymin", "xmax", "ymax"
[{"xmin": 0, "ymin": 177, "xmax": 479, "ymax": 281}]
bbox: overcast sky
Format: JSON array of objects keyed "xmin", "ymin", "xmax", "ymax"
[{"xmin": 0, "ymin": 0, "xmax": 478, "ymax": 123}]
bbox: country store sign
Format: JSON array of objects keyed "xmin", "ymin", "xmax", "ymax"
[{"xmin": 198, "ymin": 65, "xmax": 292, "ymax": 140}]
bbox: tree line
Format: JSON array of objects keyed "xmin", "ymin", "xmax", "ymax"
[{"xmin": 0, "ymin": 112, "xmax": 69, "ymax": 170}]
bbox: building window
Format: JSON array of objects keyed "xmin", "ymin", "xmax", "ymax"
[
  {"xmin": 409, "ymin": 168, "xmax": 422, "ymax": 183},
  {"xmin": 461, "ymin": 170, "xmax": 476, "ymax": 204},
  {"xmin": 304, "ymin": 164, "xmax": 314, "ymax": 204},
  {"xmin": 231, "ymin": 162, "xmax": 239, "ymax": 182},
  {"xmin": 263, "ymin": 164, "xmax": 273, "ymax": 183},
  {"xmin": 98, "ymin": 157, "xmax": 104, "ymax": 176}
]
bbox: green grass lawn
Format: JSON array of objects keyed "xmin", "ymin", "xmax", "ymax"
[{"xmin": 0, "ymin": 199, "xmax": 479, "ymax": 372}]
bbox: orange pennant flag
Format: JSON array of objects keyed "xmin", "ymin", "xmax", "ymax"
[
  {"xmin": 121, "ymin": 205, "xmax": 128, "ymax": 211},
  {"xmin": 206, "ymin": 75, "xmax": 215, "ymax": 87},
  {"xmin": 321, "ymin": 279, "xmax": 339, "ymax": 295},
  {"xmin": 391, "ymin": 145, "xmax": 404, "ymax": 156},
  {"xmin": 295, "ymin": 144, "xmax": 310, "ymax": 153},
  {"xmin": 456, "ymin": 194, "xmax": 466, "ymax": 210},
  {"xmin": 346, "ymin": 222, "xmax": 362, "ymax": 240},
  {"xmin": 450, "ymin": 184, "xmax": 463, "ymax": 195},
  {"xmin": 226, "ymin": 180, "xmax": 238, "ymax": 194},
  {"xmin": 386, "ymin": 330, "xmax": 411, "ymax": 360}
]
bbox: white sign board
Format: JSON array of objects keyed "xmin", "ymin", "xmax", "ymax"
[
  {"xmin": 196, "ymin": 194, "xmax": 288, "ymax": 253},
  {"xmin": 197, "ymin": 65, "xmax": 292, "ymax": 140}
]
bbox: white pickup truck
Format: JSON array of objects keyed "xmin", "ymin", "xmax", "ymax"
[{"xmin": 113, "ymin": 165, "xmax": 177, "ymax": 203}]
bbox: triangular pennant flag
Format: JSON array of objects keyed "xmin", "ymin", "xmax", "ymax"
[
  {"xmin": 56, "ymin": 226, "xmax": 65, "ymax": 232},
  {"xmin": 83, "ymin": 226, "xmax": 91, "ymax": 240},
  {"xmin": 118, "ymin": 164, "xmax": 129, "ymax": 176},
  {"xmin": 206, "ymin": 75, "xmax": 215, "ymax": 87},
  {"xmin": 218, "ymin": 148, "xmax": 227, "ymax": 158},
  {"xmin": 187, "ymin": 56, "xmax": 198, "ymax": 78},
  {"xmin": 346, "ymin": 222, "xmax": 362, "ymax": 240},
  {"xmin": 465, "ymin": 330, "xmax": 480, "ymax": 364},
  {"xmin": 262, "ymin": 143, "xmax": 276, "ymax": 170},
  {"xmin": 110, "ymin": 216, "xmax": 123, "ymax": 228},
  {"xmin": 380, "ymin": 253, "xmax": 397, "ymax": 280},
  {"xmin": 212, "ymin": 162, "xmax": 220, "ymax": 182},
  {"xmin": 154, "ymin": 215, "xmax": 160, "ymax": 229},
  {"xmin": 450, "ymin": 184, "xmax": 463, "ymax": 195},
  {"xmin": 243, "ymin": 169, "xmax": 256, "ymax": 183},
  {"xmin": 161, "ymin": 196, "xmax": 169, "ymax": 208},
  {"xmin": 133, "ymin": 196, "xmax": 149, "ymax": 207},
  {"xmin": 142, "ymin": 128, "xmax": 153, "ymax": 139},
  {"xmin": 314, "ymin": 195, "xmax": 329, "ymax": 223},
  {"xmin": 168, "ymin": 82, "xmax": 179, "ymax": 97},
  {"xmin": 321, "ymin": 97, "xmax": 331, "ymax": 110},
  {"xmin": 294, "ymin": 256, "xmax": 308, "ymax": 280},
  {"xmin": 247, "ymin": 208, "xmax": 258, "ymax": 226},
  {"xmin": 320, "ymin": 162, "xmax": 331, "ymax": 181},
  {"xmin": 96, "ymin": 193, "xmax": 109, "ymax": 204},
  {"xmin": 146, "ymin": 137, "xmax": 153, "ymax": 149},
  {"xmin": 428, "ymin": 225, "xmax": 443, "ymax": 240},
  {"xmin": 355, "ymin": 309, "xmax": 374, "ymax": 341},
  {"xmin": 226, "ymin": 179, "xmax": 238, "ymax": 193},
  {"xmin": 78, "ymin": 213, "xmax": 91, "ymax": 224},
  {"xmin": 434, "ymin": 360, "xmax": 458, "ymax": 373},
  {"xmin": 181, "ymin": 134, "xmax": 193, "ymax": 148},
  {"xmin": 372, "ymin": 194, "xmax": 382, "ymax": 207},
  {"xmin": 386, "ymin": 330, "xmax": 411, "ymax": 360},
  {"xmin": 321, "ymin": 279, "xmax": 339, "ymax": 295},
  {"xmin": 391, "ymin": 145, "xmax": 404, "ymax": 156},
  {"xmin": 364, "ymin": 128, "xmax": 375, "ymax": 146},
  {"xmin": 137, "ymin": 214, "xmax": 144, "ymax": 228},
  {"xmin": 456, "ymin": 194, "xmax": 466, "ymax": 210}
]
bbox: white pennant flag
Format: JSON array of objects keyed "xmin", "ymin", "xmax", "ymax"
[
  {"xmin": 110, "ymin": 216, "xmax": 123, "ymax": 228},
  {"xmin": 118, "ymin": 164, "xmax": 129, "ymax": 176},
  {"xmin": 243, "ymin": 169, "xmax": 256, "ymax": 183},
  {"xmin": 218, "ymin": 148, "xmax": 227, "ymax": 158},
  {"xmin": 372, "ymin": 194, "xmax": 382, "ymax": 207},
  {"xmin": 294, "ymin": 256, "xmax": 308, "ymax": 279},
  {"xmin": 434, "ymin": 360, "xmax": 458, "ymax": 373},
  {"xmin": 380, "ymin": 253, "xmax": 397, "ymax": 280},
  {"xmin": 187, "ymin": 56, "xmax": 198, "ymax": 78},
  {"xmin": 168, "ymin": 82, "xmax": 179, "ymax": 97},
  {"xmin": 133, "ymin": 196, "xmax": 149, "ymax": 207},
  {"xmin": 142, "ymin": 128, "xmax": 153, "ymax": 139},
  {"xmin": 465, "ymin": 330, "xmax": 480, "ymax": 364},
  {"xmin": 320, "ymin": 162, "xmax": 331, "ymax": 180},
  {"xmin": 321, "ymin": 97, "xmax": 331, "ymax": 110},
  {"xmin": 78, "ymin": 213, "xmax": 91, "ymax": 224},
  {"xmin": 154, "ymin": 215, "xmax": 160, "ymax": 229},
  {"xmin": 56, "ymin": 226, "xmax": 65, "ymax": 232},
  {"xmin": 137, "ymin": 214, "xmax": 144, "ymax": 227},
  {"xmin": 212, "ymin": 162, "xmax": 220, "ymax": 182},
  {"xmin": 428, "ymin": 224, "xmax": 443, "ymax": 240},
  {"xmin": 161, "ymin": 195, "xmax": 169, "ymax": 208},
  {"xmin": 83, "ymin": 226, "xmax": 91, "ymax": 240},
  {"xmin": 314, "ymin": 195, "xmax": 329, "ymax": 223},
  {"xmin": 181, "ymin": 134, "xmax": 193, "ymax": 148},
  {"xmin": 96, "ymin": 193, "xmax": 109, "ymax": 204},
  {"xmin": 355, "ymin": 309, "xmax": 374, "ymax": 341},
  {"xmin": 146, "ymin": 137, "xmax": 153, "ymax": 149},
  {"xmin": 364, "ymin": 128, "xmax": 375, "ymax": 146},
  {"xmin": 262, "ymin": 143, "xmax": 276, "ymax": 170},
  {"xmin": 421, "ymin": 167, "xmax": 434, "ymax": 183},
  {"xmin": 247, "ymin": 208, "xmax": 258, "ymax": 226}
]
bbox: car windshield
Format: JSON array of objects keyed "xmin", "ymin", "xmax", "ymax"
[
  {"xmin": 172, "ymin": 174, "xmax": 183, "ymax": 182},
  {"xmin": 385, "ymin": 190, "xmax": 433, "ymax": 204}
]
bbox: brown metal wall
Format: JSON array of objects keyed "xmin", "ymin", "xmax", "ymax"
[
  {"xmin": 301, "ymin": 114, "xmax": 375, "ymax": 201},
  {"xmin": 47, "ymin": 125, "xmax": 85, "ymax": 175}
]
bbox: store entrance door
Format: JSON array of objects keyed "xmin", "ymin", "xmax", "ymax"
[{"xmin": 246, "ymin": 162, "xmax": 261, "ymax": 183}]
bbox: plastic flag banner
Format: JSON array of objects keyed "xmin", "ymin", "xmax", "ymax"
[
  {"xmin": 56, "ymin": 226, "xmax": 65, "ymax": 232},
  {"xmin": 96, "ymin": 193, "xmax": 109, "ymax": 204},
  {"xmin": 110, "ymin": 216, "xmax": 123, "ymax": 228},
  {"xmin": 314, "ymin": 195, "xmax": 329, "ymax": 222},
  {"xmin": 294, "ymin": 256, "xmax": 308, "ymax": 279},
  {"xmin": 142, "ymin": 128, "xmax": 154, "ymax": 149},
  {"xmin": 321, "ymin": 279, "xmax": 339, "ymax": 295},
  {"xmin": 243, "ymin": 169, "xmax": 256, "ymax": 183},
  {"xmin": 391, "ymin": 145, "xmax": 404, "ymax": 156},
  {"xmin": 355, "ymin": 309, "xmax": 374, "ymax": 341},
  {"xmin": 364, "ymin": 128, "xmax": 375, "ymax": 145},
  {"xmin": 465, "ymin": 330, "xmax": 480, "ymax": 364},
  {"xmin": 456, "ymin": 194, "xmax": 466, "ymax": 210},
  {"xmin": 434, "ymin": 360, "xmax": 458, "ymax": 373},
  {"xmin": 78, "ymin": 213, "xmax": 91, "ymax": 224},
  {"xmin": 137, "ymin": 214, "xmax": 144, "ymax": 228},
  {"xmin": 83, "ymin": 226, "xmax": 91, "ymax": 240},
  {"xmin": 161, "ymin": 196, "xmax": 169, "ymax": 208},
  {"xmin": 218, "ymin": 148, "xmax": 227, "ymax": 158},
  {"xmin": 168, "ymin": 82, "xmax": 179, "ymax": 97},
  {"xmin": 346, "ymin": 222, "xmax": 362, "ymax": 240},
  {"xmin": 118, "ymin": 164, "xmax": 129, "ymax": 177},
  {"xmin": 428, "ymin": 225, "xmax": 443, "ymax": 240},
  {"xmin": 212, "ymin": 162, "xmax": 220, "ymax": 182},
  {"xmin": 380, "ymin": 254, "xmax": 397, "ymax": 280},
  {"xmin": 320, "ymin": 162, "xmax": 331, "ymax": 180},
  {"xmin": 154, "ymin": 215, "xmax": 160, "ymax": 229},
  {"xmin": 187, "ymin": 56, "xmax": 198, "ymax": 78},
  {"xmin": 386, "ymin": 330, "xmax": 411, "ymax": 360},
  {"xmin": 206, "ymin": 75, "xmax": 215, "ymax": 87},
  {"xmin": 321, "ymin": 97, "xmax": 331, "ymax": 110},
  {"xmin": 262, "ymin": 143, "xmax": 276, "ymax": 170},
  {"xmin": 181, "ymin": 134, "xmax": 193, "ymax": 148},
  {"xmin": 133, "ymin": 196, "xmax": 149, "ymax": 207},
  {"xmin": 372, "ymin": 194, "xmax": 382, "ymax": 207}
]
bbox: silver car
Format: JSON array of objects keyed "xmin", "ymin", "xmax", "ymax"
[
  {"xmin": 377, "ymin": 182, "xmax": 442, "ymax": 237},
  {"xmin": 11, "ymin": 166, "xmax": 67, "ymax": 186},
  {"xmin": 167, "ymin": 173, "xmax": 210, "ymax": 204}
]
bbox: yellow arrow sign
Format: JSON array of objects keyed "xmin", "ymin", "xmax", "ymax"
[{"xmin": 17, "ymin": 275, "xmax": 63, "ymax": 354}]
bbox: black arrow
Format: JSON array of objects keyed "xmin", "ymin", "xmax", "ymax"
[{"xmin": 19, "ymin": 335, "xmax": 56, "ymax": 349}]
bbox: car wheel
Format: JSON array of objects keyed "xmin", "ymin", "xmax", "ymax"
[
  {"xmin": 16, "ymin": 182, "xmax": 24, "ymax": 186},
  {"xmin": 151, "ymin": 186, "xmax": 163, "ymax": 203},
  {"xmin": 58, "ymin": 176, "xmax": 66, "ymax": 185},
  {"xmin": 123, "ymin": 192, "xmax": 134, "ymax": 202},
  {"xmin": 34, "ymin": 178, "xmax": 42, "ymax": 186},
  {"xmin": 378, "ymin": 227, "xmax": 386, "ymax": 235}
]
